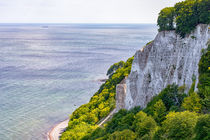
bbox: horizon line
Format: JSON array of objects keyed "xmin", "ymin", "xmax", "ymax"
[{"xmin": 0, "ymin": 22, "xmax": 156, "ymax": 24}]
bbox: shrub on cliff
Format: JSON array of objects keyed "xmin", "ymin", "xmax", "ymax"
[
  {"xmin": 155, "ymin": 111, "xmax": 198, "ymax": 140},
  {"xmin": 198, "ymin": 45, "xmax": 210, "ymax": 99},
  {"xmin": 60, "ymin": 123, "xmax": 97, "ymax": 140},
  {"xmin": 181, "ymin": 92, "xmax": 202, "ymax": 113},
  {"xmin": 106, "ymin": 61, "xmax": 125, "ymax": 77},
  {"xmin": 108, "ymin": 129, "xmax": 137, "ymax": 140},
  {"xmin": 194, "ymin": 114, "xmax": 210, "ymax": 140},
  {"xmin": 152, "ymin": 99, "xmax": 167, "ymax": 124},
  {"xmin": 198, "ymin": 45, "xmax": 210, "ymax": 113},
  {"xmin": 144, "ymin": 84, "xmax": 186, "ymax": 116},
  {"xmin": 132, "ymin": 111, "xmax": 157, "ymax": 139},
  {"xmin": 105, "ymin": 107, "xmax": 140, "ymax": 134}
]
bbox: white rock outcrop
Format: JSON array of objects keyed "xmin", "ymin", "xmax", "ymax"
[
  {"xmin": 123, "ymin": 24, "xmax": 209, "ymax": 109},
  {"xmin": 116, "ymin": 78, "xmax": 127, "ymax": 111}
]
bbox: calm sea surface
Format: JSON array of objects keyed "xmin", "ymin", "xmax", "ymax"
[{"xmin": 0, "ymin": 24, "xmax": 157, "ymax": 140}]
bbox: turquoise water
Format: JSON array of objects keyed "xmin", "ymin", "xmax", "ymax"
[{"xmin": 0, "ymin": 24, "xmax": 157, "ymax": 140}]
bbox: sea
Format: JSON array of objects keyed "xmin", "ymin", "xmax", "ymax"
[{"xmin": 0, "ymin": 24, "xmax": 157, "ymax": 140}]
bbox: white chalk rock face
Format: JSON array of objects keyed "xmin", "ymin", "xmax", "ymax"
[
  {"xmin": 116, "ymin": 78, "xmax": 127, "ymax": 111},
  {"xmin": 125, "ymin": 24, "xmax": 210, "ymax": 109}
]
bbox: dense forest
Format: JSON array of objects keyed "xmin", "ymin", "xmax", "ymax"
[
  {"xmin": 157, "ymin": 0, "xmax": 210, "ymax": 37},
  {"xmin": 61, "ymin": 0, "xmax": 210, "ymax": 139}
]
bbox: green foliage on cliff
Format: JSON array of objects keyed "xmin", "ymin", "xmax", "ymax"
[
  {"xmin": 106, "ymin": 61, "xmax": 125, "ymax": 77},
  {"xmin": 85, "ymin": 84, "xmax": 208, "ymax": 140},
  {"xmin": 105, "ymin": 107, "xmax": 140, "ymax": 133},
  {"xmin": 144, "ymin": 84, "xmax": 186, "ymax": 115},
  {"xmin": 108, "ymin": 129, "xmax": 137, "ymax": 140},
  {"xmin": 84, "ymin": 45, "xmax": 210, "ymax": 140},
  {"xmin": 198, "ymin": 45, "xmax": 210, "ymax": 99},
  {"xmin": 157, "ymin": 7, "xmax": 175, "ymax": 31},
  {"xmin": 152, "ymin": 99, "xmax": 167, "ymax": 124},
  {"xmin": 194, "ymin": 114, "xmax": 210, "ymax": 140},
  {"xmin": 157, "ymin": 0, "xmax": 210, "ymax": 37},
  {"xmin": 198, "ymin": 45, "xmax": 210, "ymax": 113},
  {"xmin": 181, "ymin": 92, "xmax": 202, "ymax": 113},
  {"xmin": 132, "ymin": 111, "xmax": 157, "ymax": 139},
  {"xmin": 62, "ymin": 45, "xmax": 209, "ymax": 139},
  {"xmin": 60, "ymin": 56, "xmax": 134, "ymax": 140},
  {"xmin": 155, "ymin": 111, "xmax": 198, "ymax": 140}
]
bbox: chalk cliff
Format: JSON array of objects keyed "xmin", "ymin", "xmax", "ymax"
[
  {"xmin": 116, "ymin": 78, "xmax": 127, "ymax": 111},
  {"xmin": 116, "ymin": 24, "xmax": 209, "ymax": 110}
]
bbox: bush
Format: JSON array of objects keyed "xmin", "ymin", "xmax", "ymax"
[
  {"xmin": 181, "ymin": 92, "xmax": 202, "ymax": 113},
  {"xmin": 105, "ymin": 109, "xmax": 136, "ymax": 133},
  {"xmin": 198, "ymin": 45, "xmax": 210, "ymax": 99},
  {"xmin": 152, "ymin": 99, "xmax": 167, "ymax": 124},
  {"xmin": 60, "ymin": 123, "xmax": 97, "ymax": 140},
  {"xmin": 81, "ymin": 127, "xmax": 106, "ymax": 140},
  {"xmin": 106, "ymin": 61, "xmax": 125, "ymax": 77},
  {"xmin": 144, "ymin": 84, "xmax": 186, "ymax": 115},
  {"xmin": 132, "ymin": 111, "xmax": 157, "ymax": 138},
  {"xmin": 194, "ymin": 114, "xmax": 210, "ymax": 140},
  {"xmin": 159, "ymin": 111, "xmax": 198, "ymax": 140},
  {"xmin": 108, "ymin": 129, "xmax": 137, "ymax": 140}
]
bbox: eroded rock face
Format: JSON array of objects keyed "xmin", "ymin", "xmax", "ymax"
[
  {"xmin": 124, "ymin": 24, "xmax": 209, "ymax": 109},
  {"xmin": 116, "ymin": 78, "xmax": 127, "ymax": 111}
]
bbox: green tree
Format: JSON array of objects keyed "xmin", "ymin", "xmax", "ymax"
[
  {"xmin": 194, "ymin": 114, "xmax": 210, "ymax": 140},
  {"xmin": 157, "ymin": 0, "xmax": 210, "ymax": 37},
  {"xmin": 132, "ymin": 111, "xmax": 157, "ymax": 139},
  {"xmin": 144, "ymin": 84, "xmax": 186, "ymax": 115},
  {"xmin": 157, "ymin": 7, "xmax": 175, "ymax": 31},
  {"xmin": 160, "ymin": 111, "xmax": 198, "ymax": 140},
  {"xmin": 99, "ymin": 107, "xmax": 110, "ymax": 119},
  {"xmin": 181, "ymin": 92, "xmax": 202, "ymax": 113},
  {"xmin": 108, "ymin": 129, "xmax": 137, "ymax": 140},
  {"xmin": 198, "ymin": 45, "xmax": 210, "ymax": 113},
  {"xmin": 188, "ymin": 79, "xmax": 196, "ymax": 95},
  {"xmin": 105, "ymin": 109, "xmax": 135, "ymax": 133},
  {"xmin": 197, "ymin": 0, "xmax": 210, "ymax": 24},
  {"xmin": 81, "ymin": 127, "xmax": 106, "ymax": 140},
  {"xmin": 153, "ymin": 99, "xmax": 167, "ymax": 124},
  {"xmin": 174, "ymin": 0, "xmax": 201, "ymax": 37},
  {"xmin": 60, "ymin": 123, "xmax": 97, "ymax": 140},
  {"xmin": 107, "ymin": 61, "xmax": 125, "ymax": 77},
  {"xmin": 198, "ymin": 46, "xmax": 210, "ymax": 99}
]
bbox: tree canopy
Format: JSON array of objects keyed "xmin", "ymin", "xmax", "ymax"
[{"xmin": 157, "ymin": 0, "xmax": 210, "ymax": 37}]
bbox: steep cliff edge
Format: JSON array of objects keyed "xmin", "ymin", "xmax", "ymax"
[
  {"xmin": 121, "ymin": 24, "xmax": 210, "ymax": 109},
  {"xmin": 116, "ymin": 78, "xmax": 127, "ymax": 111}
]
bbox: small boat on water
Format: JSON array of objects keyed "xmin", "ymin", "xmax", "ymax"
[{"xmin": 42, "ymin": 26, "xmax": 48, "ymax": 28}]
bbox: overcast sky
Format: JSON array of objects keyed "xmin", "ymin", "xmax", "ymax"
[{"xmin": 0, "ymin": 0, "xmax": 182, "ymax": 23}]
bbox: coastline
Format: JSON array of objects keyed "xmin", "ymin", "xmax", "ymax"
[
  {"xmin": 47, "ymin": 78, "xmax": 106, "ymax": 140},
  {"xmin": 47, "ymin": 119, "xmax": 69, "ymax": 140}
]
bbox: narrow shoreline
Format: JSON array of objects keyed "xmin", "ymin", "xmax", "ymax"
[
  {"xmin": 47, "ymin": 78, "xmax": 106, "ymax": 140},
  {"xmin": 47, "ymin": 119, "xmax": 69, "ymax": 140}
]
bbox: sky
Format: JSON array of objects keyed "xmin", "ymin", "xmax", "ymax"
[{"xmin": 0, "ymin": 0, "xmax": 182, "ymax": 23}]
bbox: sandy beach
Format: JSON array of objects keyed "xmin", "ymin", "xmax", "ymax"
[{"xmin": 47, "ymin": 119, "xmax": 69, "ymax": 140}]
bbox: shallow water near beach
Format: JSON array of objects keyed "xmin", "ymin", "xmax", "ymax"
[{"xmin": 0, "ymin": 24, "xmax": 157, "ymax": 140}]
